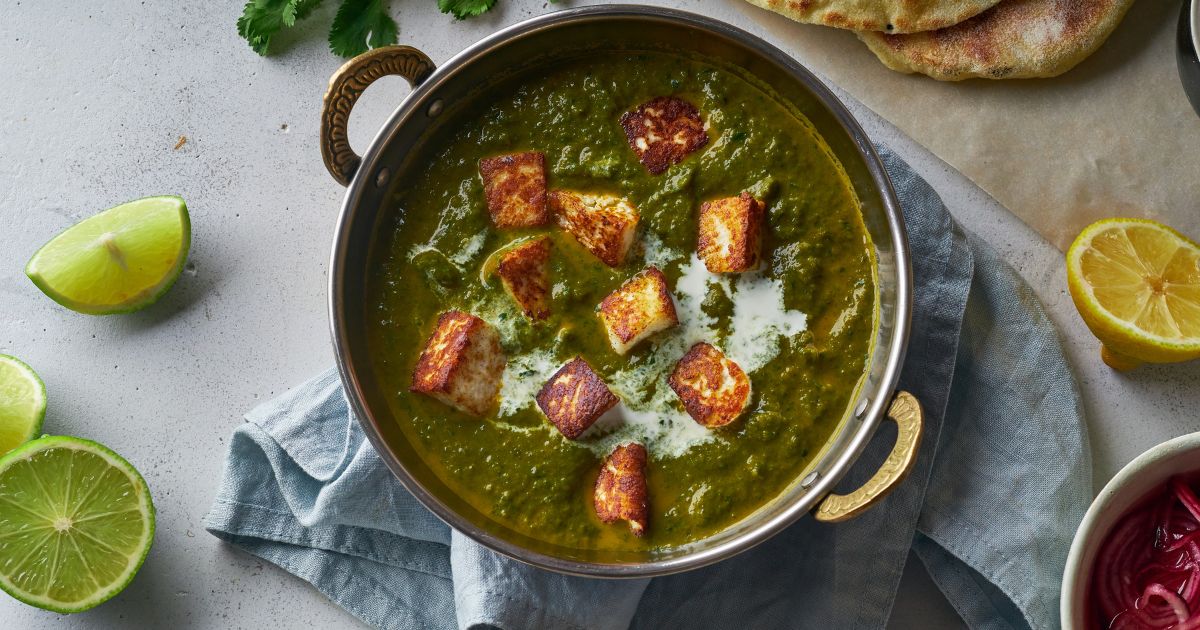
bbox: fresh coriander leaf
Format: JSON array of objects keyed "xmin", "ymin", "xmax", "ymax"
[
  {"xmin": 438, "ymin": 0, "xmax": 497, "ymax": 20},
  {"xmin": 329, "ymin": 0, "xmax": 399, "ymax": 58},
  {"xmin": 237, "ymin": 0, "xmax": 322, "ymax": 55},
  {"xmin": 237, "ymin": 0, "xmax": 296, "ymax": 55},
  {"xmin": 294, "ymin": 0, "xmax": 324, "ymax": 20}
]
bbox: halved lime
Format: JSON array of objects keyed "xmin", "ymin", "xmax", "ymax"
[
  {"xmin": 25, "ymin": 196, "xmax": 190, "ymax": 314},
  {"xmin": 0, "ymin": 355, "xmax": 46, "ymax": 457},
  {"xmin": 0, "ymin": 436, "xmax": 155, "ymax": 613}
]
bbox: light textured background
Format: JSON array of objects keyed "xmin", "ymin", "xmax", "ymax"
[{"xmin": 2, "ymin": 1, "xmax": 1198, "ymax": 628}]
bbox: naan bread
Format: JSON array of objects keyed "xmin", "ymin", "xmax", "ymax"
[
  {"xmin": 858, "ymin": 0, "xmax": 1135, "ymax": 80},
  {"xmin": 744, "ymin": 0, "xmax": 1004, "ymax": 34}
]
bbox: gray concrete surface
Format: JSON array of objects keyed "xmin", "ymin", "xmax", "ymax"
[{"xmin": 2, "ymin": 1, "xmax": 1198, "ymax": 628}]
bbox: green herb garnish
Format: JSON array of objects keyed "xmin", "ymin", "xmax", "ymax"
[
  {"xmin": 237, "ymin": 0, "xmax": 502, "ymax": 58},
  {"xmin": 438, "ymin": 0, "xmax": 498, "ymax": 20},
  {"xmin": 330, "ymin": 0, "xmax": 399, "ymax": 57},
  {"xmin": 237, "ymin": 0, "xmax": 325, "ymax": 55}
]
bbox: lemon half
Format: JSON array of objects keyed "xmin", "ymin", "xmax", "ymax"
[{"xmin": 1066, "ymin": 218, "xmax": 1200, "ymax": 370}]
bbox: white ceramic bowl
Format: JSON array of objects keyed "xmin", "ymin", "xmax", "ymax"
[
  {"xmin": 1182, "ymin": 0, "xmax": 1200, "ymax": 115},
  {"xmin": 1192, "ymin": 0, "xmax": 1199, "ymax": 58},
  {"xmin": 1062, "ymin": 432, "xmax": 1200, "ymax": 628}
]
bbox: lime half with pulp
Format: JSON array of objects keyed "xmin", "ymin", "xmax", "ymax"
[
  {"xmin": 25, "ymin": 196, "xmax": 190, "ymax": 314},
  {"xmin": 0, "ymin": 436, "xmax": 155, "ymax": 612},
  {"xmin": 0, "ymin": 355, "xmax": 46, "ymax": 457}
]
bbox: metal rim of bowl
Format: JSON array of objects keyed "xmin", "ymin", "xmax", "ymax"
[{"xmin": 328, "ymin": 5, "xmax": 912, "ymax": 577}]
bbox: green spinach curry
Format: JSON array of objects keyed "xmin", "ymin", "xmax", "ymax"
[{"xmin": 366, "ymin": 50, "xmax": 876, "ymax": 551}]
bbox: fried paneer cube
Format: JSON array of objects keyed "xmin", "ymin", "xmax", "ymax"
[
  {"xmin": 410, "ymin": 311, "xmax": 506, "ymax": 417},
  {"xmin": 497, "ymin": 237, "xmax": 552, "ymax": 321},
  {"xmin": 594, "ymin": 443, "xmax": 649, "ymax": 537},
  {"xmin": 598, "ymin": 267, "xmax": 679, "ymax": 355},
  {"xmin": 698, "ymin": 192, "xmax": 765, "ymax": 273},
  {"xmin": 535, "ymin": 357, "xmax": 620, "ymax": 440},
  {"xmin": 619, "ymin": 96, "xmax": 708, "ymax": 175},
  {"xmin": 478, "ymin": 151, "xmax": 549, "ymax": 228},
  {"xmin": 668, "ymin": 342, "xmax": 751, "ymax": 428},
  {"xmin": 548, "ymin": 190, "xmax": 639, "ymax": 267}
]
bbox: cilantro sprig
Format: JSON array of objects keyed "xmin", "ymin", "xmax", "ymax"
[
  {"xmin": 237, "ymin": 0, "xmax": 325, "ymax": 55},
  {"xmin": 438, "ymin": 0, "xmax": 498, "ymax": 20},
  {"xmin": 237, "ymin": 0, "xmax": 501, "ymax": 57},
  {"xmin": 330, "ymin": 0, "xmax": 399, "ymax": 56}
]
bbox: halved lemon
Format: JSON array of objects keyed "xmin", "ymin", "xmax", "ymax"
[{"xmin": 1066, "ymin": 218, "xmax": 1200, "ymax": 370}]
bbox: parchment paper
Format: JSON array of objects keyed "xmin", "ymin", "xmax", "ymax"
[{"xmin": 732, "ymin": 0, "xmax": 1200, "ymax": 251}]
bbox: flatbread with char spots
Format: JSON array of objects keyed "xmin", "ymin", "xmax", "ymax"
[
  {"xmin": 743, "ymin": 0, "xmax": 1003, "ymax": 34},
  {"xmin": 857, "ymin": 0, "xmax": 1135, "ymax": 80}
]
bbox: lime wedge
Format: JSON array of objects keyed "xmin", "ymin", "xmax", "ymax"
[
  {"xmin": 0, "ymin": 436, "xmax": 155, "ymax": 613},
  {"xmin": 0, "ymin": 355, "xmax": 46, "ymax": 457},
  {"xmin": 25, "ymin": 196, "xmax": 190, "ymax": 314}
]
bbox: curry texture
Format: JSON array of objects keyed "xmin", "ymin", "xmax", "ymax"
[{"xmin": 365, "ymin": 51, "xmax": 876, "ymax": 551}]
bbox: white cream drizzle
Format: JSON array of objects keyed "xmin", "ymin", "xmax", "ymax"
[{"xmin": 489, "ymin": 236, "xmax": 809, "ymax": 459}]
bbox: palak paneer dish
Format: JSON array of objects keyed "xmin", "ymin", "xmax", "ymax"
[{"xmin": 366, "ymin": 51, "xmax": 877, "ymax": 551}]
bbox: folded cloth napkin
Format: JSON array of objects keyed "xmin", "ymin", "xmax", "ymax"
[{"xmin": 204, "ymin": 146, "xmax": 1092, "ymax": 630}]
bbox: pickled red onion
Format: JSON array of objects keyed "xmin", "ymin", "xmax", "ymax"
[{"xmin": 1090, "ymin": 477, "xmax": 1200, "ymax": 628}]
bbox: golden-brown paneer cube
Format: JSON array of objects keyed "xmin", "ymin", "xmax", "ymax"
[
  {"xmin": 698, "ymin": 193, "xmax": 765, "ymax": 273},
  {"xmin": 548, "ymin": 190, "xmax": 639, "ymax": 267},
  {"xmin": 619, "ymin": 96, "xmax": 708, "ymax": 175},
  {"xmin": 497, "ymin": 237, "xmax": 552, "ymax": 321},
  {"xmin": 598, "ymin": 267, "xmax": 679, "ymax": 355},
  {"xmin": 535, "ymin": 357, "xmax": 620, "ymax": 440},
  {"xmin": 594, "ymin": 443, "xmax": 649, "ymax": 537},
  {"xmin": 410, "ymin": 311, "xmax": 506, "ymax": 417},
  {"xmin": 668, "ymin": 342, "xmax": 752, "ymax": 428},
  {"xmin": 478, "ymin": 151, "xmax": 549, "ymax": 228}
]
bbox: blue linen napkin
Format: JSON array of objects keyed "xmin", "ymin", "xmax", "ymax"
[{"xmin": 203, "ymin": 146, "xmax": 1091, "ymax": 630}]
